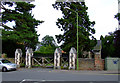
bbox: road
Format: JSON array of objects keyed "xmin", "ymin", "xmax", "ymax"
[{"xmin": 1, "ymin": 68, "xmax": 120, "ymax": 83}]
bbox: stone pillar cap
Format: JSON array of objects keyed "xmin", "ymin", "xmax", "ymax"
[
  {"xmin": 54, "ymin": 48, "xmax": 62, "ymax": 54},
  {"xmin": 15, "ymin": 49, "xmax": 22, "ymax": 55},
  {"xmin": 69, "ymin": 47, "xmax": 77, "ymax": 54}
]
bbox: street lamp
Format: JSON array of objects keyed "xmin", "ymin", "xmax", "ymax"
[
  {"xmin": 76, "ymin": 12, "xmax": 79, "ymax": 70},
  {"xmin": 66, "ymin": 8, "xmax": 79, "ymax": 70}
]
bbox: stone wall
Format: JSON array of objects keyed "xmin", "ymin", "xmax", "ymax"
[
  {"xmin": 78, "ymin": 58, "xmax": 95, "ymax": 70},
  {"xmin": 78, "ymin": 58, "xmax": 104, "ymax": 70}
]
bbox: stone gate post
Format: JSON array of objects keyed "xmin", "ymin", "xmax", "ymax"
[
  {"xmin": 26, "ymin": 48, "xmax": 33, "ymax": 68},
  {"xmin": 69, "ymin": 47, "xmax": 77, "ymax": 70},
  {"xmin": 54, "ymin": 48, "xmax": 62, "ymax": 69},
  {"xmin": 15, "ymin": 49, "xmax": 22, "ymax": 67}
]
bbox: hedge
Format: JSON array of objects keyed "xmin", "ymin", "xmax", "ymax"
[{"xmin": 33, "ymin": 51, "xmax": 54, "ymax": 57}]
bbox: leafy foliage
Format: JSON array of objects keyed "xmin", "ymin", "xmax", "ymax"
[
  {"xmin": 38, "ymin": 44, "xmax": 55, "ymax": 54},
  {"xmin": 115, "ymin": 13, "xmax": 120, "ymax": 22},
  {"xmin": 35, "ymin": 35, "xmax": 58, "ymax": 55},
  {"xmin": 2, "ymin": 2, "xmax": 43, "ymax": 48},
  {"xmin": 2, "ymin": 2, "xmax": 43, "ymax": 57},
  {"xmin": 114, "ymin": 30, "xmax": 120, "ymax": 58},
  {"xmin": 52, "ymin": 2, "xmax": 96, "ymax": 57},
  {"xmin": 114, "ymin": 13, "xmax": 120, "ymax": 58},
  {"xmin": 100, "ymin": 13, "xmax": 120, "ymax": 58},
  {"xmin": 41, "ymin": 35, "xmax": 57, "ymax": 47},
  {"xmin": 100, "ymin": 34, "xmax": 115, "ymax": 58}
]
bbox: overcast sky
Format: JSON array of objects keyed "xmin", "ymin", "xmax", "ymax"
[
  {"xmin": 2, "ymin": 0, "xmax": 118, "ymax": 45},
  {"xmin": 31, "ymin": 0, "xmax": 118, "ymax": 44}
]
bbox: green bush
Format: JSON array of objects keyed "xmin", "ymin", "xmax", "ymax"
[
  {"xmin": 34, "ymin": 51, "xmax": 54, "ymax": 57},
  {"xmin": 20, "ymin": 63, "xmax": 25, "ymax": 67}
]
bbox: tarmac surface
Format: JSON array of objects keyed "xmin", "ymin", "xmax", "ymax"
[{"xmin": 1, "ymin": 68, "xmax": 120, "ymax": 83}]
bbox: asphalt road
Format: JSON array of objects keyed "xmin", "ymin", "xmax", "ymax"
[{"xmin": 1, "ymin": 68, "xmax": 120, "ymax": 83}]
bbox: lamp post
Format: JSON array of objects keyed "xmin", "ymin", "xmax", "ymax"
[
  {"xmin": 76, "ymin": 12, "xmax": 79, "ymax": 70},
  {"xmin": 66, "ymin": 8, "xmax": 79, "ymax": 70}
]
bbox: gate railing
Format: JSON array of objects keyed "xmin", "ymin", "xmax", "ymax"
[
  {"xmin": 61, "ymin": 57, "xmax": 69, "ymax": 69},
  {"xmin": 32, "ymin": 57, "xmax": 54, "ymax": 67}
]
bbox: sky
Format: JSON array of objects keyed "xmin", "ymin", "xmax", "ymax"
[
  {"xmin": 30, "ymin": 0, "xmax": 118, "ymax": 44},
  {"xmin": 2, "ymin": 0, "xmax": 118, "ymax": 45}
]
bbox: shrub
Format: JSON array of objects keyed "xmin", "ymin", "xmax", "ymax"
[{"xmin": 34, "ymin": 51, "xmax": 54, "ymax": 57}]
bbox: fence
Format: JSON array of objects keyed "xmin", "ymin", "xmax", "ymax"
[{"xmin": 32, "ymin": 56, "xmax": 54, "ymax": 68}]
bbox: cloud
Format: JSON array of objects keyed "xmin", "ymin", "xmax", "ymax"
[{"xmin": 85, "ymin": 0, "xmax": 118, "ymax": 39}]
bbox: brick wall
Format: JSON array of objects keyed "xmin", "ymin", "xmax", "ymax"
[
  {"xmin": 95, "ymin": 59, "xmax": 104, "ymax": 70},
  {"xmin": 94, "ymin": 54, "xmax": 104, "ymax": 70}
]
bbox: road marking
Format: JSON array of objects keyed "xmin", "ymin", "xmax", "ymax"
[
  {"xmin": 103, "ymin": 74, "xmax": 120, "ymax": 75},
  {"xmin": 20, "ymin": 79, "xmax": 66, "ymax": 82}
]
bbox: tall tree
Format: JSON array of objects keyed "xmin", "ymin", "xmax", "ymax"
[
  {"xmin": 1, "ymin": 2, "xmax": 43, "ymax": 57},
  {"xmin": 100, "ymin": 33, "xmax": 115, "ymax": 59},
  {"xmin": 35, "ymin": 35, "xmax": 57, "ymax": 54},
  {"xmin": 114, "ymin": 30, "xmax": 120, "ymax": 58},
  {"xmin": 114, "ymin": 13, "xmax": 120, "ymax": 58},
  {"xmin": 41, "ymin": 35, "xmax": 57, "ymax": 47},
  {"xmin": 52, "ymin": 2, "xmax": 96, "ymax": 57}
]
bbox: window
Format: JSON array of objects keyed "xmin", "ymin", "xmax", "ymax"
[{"xmin": 2, "ymin": 60, "xmax": 11, "ymax": 63}]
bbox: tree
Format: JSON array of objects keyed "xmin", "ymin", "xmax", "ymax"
[
  {"xmin": 41, "ymin": 35, "xmax": 57, "ymax": 47},
  {"xmin": 35, "ymin": 35, "xmax": 58, "ymax": 54},
  {"xmin": 39, "ymin": 45, "xmax": 55, "ymax": 54},
  {"xmin": 100, "ymin": 12, "xmax": 120, "ymax": 58},
  {"xmin": 1, "ymin": 2, "xmax": 43, "ymax": 57},
  {"xmin": 114, "ymin": 13, "xmax": 120, "ymax": 58},
  {"xmin": 115, "ymin": 13, "xmax": 120, "ymax": 22},
  {"xmin": 52, "ymin": 2, "xmax": 96, "ymax": 57},
  {"xmin": 114, "ymin": 30, "xmax": 120, "ymax": 58},
  {"xmin": 100, "ymin": 33, "xmax": 115, "ymax": 59}
]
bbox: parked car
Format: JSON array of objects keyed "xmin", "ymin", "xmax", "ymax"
[{"xmin": 0, "ymin": 58, "xmax": 17, "ymax": 72}]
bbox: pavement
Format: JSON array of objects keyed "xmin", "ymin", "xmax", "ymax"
[{"xmin": 18, "ymin": 68, "xmax": 120, "ymax": 75}]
